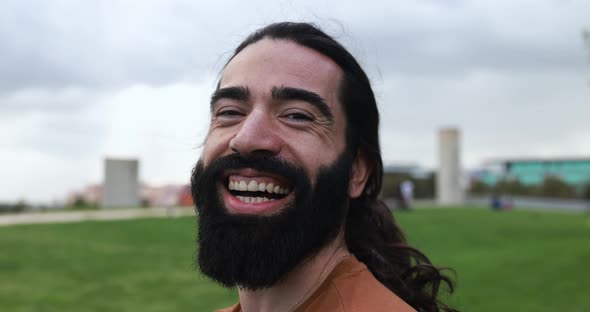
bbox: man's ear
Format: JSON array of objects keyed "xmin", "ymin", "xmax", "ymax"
[{"xmin": 348, "ymin": 149, "xmax": 372, "ymax": 198}]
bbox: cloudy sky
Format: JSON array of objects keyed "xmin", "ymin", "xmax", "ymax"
[{"xmin": 1, "ymin": 0, "xmax": 589, "ymax": 203}]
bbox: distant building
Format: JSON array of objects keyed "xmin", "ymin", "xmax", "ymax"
[
  {"xmin": 66, "ymin": 184, "xmax": 102, "ymax": 206},
  {"xmin": 68, "ymin": 182, "xmax": 191, "ymax": 208},
  {"xmin": 384, "ymin": 164, "xmax": 431, "ymax": 179},
  {"xmin": 177, "ymin": 185, "xmax": 194, "ymax": 207},
  {"xmin": 437, "ymin": 128, "xmax": 463, "ymax": 205},
  {"xmin": 476, "ymin": 158, "xmax": 590, "ymax": 187},
  {"xmin": 102, "ymin": 158, "xmax": 140, "ymax": 208},
  {"xmin": 141, "ymin": 184, "xmax": 188, "ymax": 207}
]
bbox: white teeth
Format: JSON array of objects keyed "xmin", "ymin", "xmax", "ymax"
[
  {"xmin": 235, "ymin": 196, "xmax": 270, "ymax": 203},
  {"xmin": 247, "ymin": 180, "xmax": 258, "ymax": 192},
  {"xmin": 229, "ymin": 179, "xmax": 290, "ymax": 195}
]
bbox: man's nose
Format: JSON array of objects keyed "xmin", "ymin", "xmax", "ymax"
[{"xmin": 229, "ymin": 110, "xmax": 282, "ymax": 156}]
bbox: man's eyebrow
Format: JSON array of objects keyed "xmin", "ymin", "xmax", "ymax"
[
  {"xmin": 210, "ymin": 86, "xmax": 250, "ymax": 110},
  {"xmin": 271, "ymin": 86, "xmax": 334, "ymax": 121}
]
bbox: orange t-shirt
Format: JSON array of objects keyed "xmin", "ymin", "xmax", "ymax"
[{"xmin": 216, "ymin": 256, "xmax": 415, "ymax": 312}]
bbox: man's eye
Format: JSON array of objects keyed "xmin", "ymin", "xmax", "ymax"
[
  {"xmin": 217, "ymin": 110, "xmax": 243, "ymax": 117},
  {"xmin": 284, "ymin": 112, "xmax": 313, "ymax": 122}
]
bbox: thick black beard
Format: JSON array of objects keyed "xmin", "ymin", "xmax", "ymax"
[{"xmin": 190, "ymin": 152, "xmax": 353, "ymax": 290}]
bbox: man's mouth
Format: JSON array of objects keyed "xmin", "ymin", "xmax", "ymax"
[
  {"xmin": 227, "ymin": 177, "xmax": 291, "ymax": 203},
  {"xmin": 221, "ymin": 170, "xmax": 294, "ymax": 214}
]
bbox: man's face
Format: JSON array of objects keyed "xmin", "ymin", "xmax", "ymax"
[
  {"xmin": 201, "ymin": 39, "xmax": 348, "ymax": 214},
  {"xmin": 192, "ymin": 39, "xmax": 360, "ymax": 289}
]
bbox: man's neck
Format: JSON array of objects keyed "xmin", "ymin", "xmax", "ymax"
[{"xmin": 237, "ymin": 232, "xmax": 351, "ymax": 312}]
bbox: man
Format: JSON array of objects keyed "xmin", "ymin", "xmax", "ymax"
[
  {"xmin": 400, "ymin": 180, "xmax": 415, "ymax": 210},
  {"xmin": 191, "ymin": 22, "xmax": 456, "ymax": 312}
]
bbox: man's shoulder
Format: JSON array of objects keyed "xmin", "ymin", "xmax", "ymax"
[
  {"xmin": 298, "ymin": 256, "xmax": 416, "ymax": 312},
  {"xmin": 215, "ymin": 303, "xmax": 240, "ymax": 312},
  {"xmin": 214, "ymin": 256, "xmax": 416, "ymax": 312}
]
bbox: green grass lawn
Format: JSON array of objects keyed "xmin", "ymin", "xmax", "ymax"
[{"xmin": 0, "ymin": 208, "xmax": 589, "ymax": 311}]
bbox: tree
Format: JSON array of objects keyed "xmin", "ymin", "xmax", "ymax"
[
  {"xmin": 468, "ymin": 179, "xmax": 489, "ymax": 195},
  {"xmin": 583, "ymin": 183, "xmax": 590, "ymax": 201},
  {"xmin": 539, "ymin": 176, "xmax": 576, "ymax": 199},
  {"xmin": 71, "ymin": 195, "xmax": 97, "ymax": 210},
  {"xmin": 380, "ymin": 172, "xmax": 411, "ymax": 199},
  {"xmin": 380, "ymin": 172, "xmax": 436, "ymax": 200},
  {"xmin": 492, "ymin": 179, "xmax": 536, "ymax": 197}
]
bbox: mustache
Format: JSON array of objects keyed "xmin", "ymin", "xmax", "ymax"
[
  {"xmin": 191, "ymin": 153, "xmax": 309, "ymax": 212},
  {"xmin": 199, "ymin": 153, "xmax": 306, "ymax": 185}
]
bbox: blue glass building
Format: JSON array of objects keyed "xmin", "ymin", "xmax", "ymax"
[{"xmin": 478, "ymin": 158, "xmax": 590, "ymax": 187}]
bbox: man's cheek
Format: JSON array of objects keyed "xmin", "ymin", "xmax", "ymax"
[
  {"xmin": 200, "ymin": 144, "xmax": 220, "ymax": 167},
  {"xmin": 202, "ymin": 134, "xmax": 234, "ymax": 164}
]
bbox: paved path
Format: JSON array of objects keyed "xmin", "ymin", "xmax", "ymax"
[{"xmin": 0, "ymin": 207, "xmax": 195, "ymax": 226}]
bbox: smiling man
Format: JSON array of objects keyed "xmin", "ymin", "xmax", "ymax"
[{"xmin": 191, "ymin": 22, "xmax": 456, "ymax": 312}]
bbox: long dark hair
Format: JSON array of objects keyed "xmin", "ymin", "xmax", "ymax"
[{"xmin": 224, "ymin": 22, "xmax": 457, "ymax": 312}]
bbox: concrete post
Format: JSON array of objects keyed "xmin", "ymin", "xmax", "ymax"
[
  {"xmin": 102, "ymin": 158, "xmax": 140, "ymax": 208},
  {"xmin": 437, "ymin": 128, "xmax": 464, "ymax": 206}
]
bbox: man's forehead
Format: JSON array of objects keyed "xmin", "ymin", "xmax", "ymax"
[{"xmin": 218, "ymin": 39, "xmax": 343, "ymax": 93}]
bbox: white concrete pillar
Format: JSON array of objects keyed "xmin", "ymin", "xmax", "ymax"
[
  {"xmin": 437, "ymin": 128, "xmax": 464, "ymax": 206},
  {"xmin": 102, "ymin": 158, "xmax": 140, "ymax": 208}
]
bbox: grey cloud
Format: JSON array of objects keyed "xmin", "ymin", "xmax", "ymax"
[
  {"xmin": 0, "ymin": 1, "xmax": 223, "ymax": 92},
  {"xmin": 349, "ymin": 21, "xmax": 587, "ymax": 80},
  {"xmin": 20, "ymin": 112, "xmax": 105, "ymax": 158},
  {"xmin": 2, "ymin": 0, "xmax": 588, "ymax": 94},
  {"xmin": 0, "ymin": 86, "xmax": 106, "ymax": 157},
  {"xmin": 0, "ymin": 88, "xmax": 98, "ymax": 113}
]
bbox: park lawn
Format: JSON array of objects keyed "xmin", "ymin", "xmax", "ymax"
[
  {"xmin": 0, "ymin": 208, "xmax": 588, "ymax": 312},
  {"xmin": 398, "ymin": 208, "xmax": 590, "ymax": 312}
]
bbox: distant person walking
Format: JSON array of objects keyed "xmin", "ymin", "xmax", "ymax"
[
  {"xmin": 400, "ymin": 180, "xmax": 414, "ymax": 210},
  {"xmin": 490, "ymin": 193, "xmax": 502, "ymax": 211}
]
